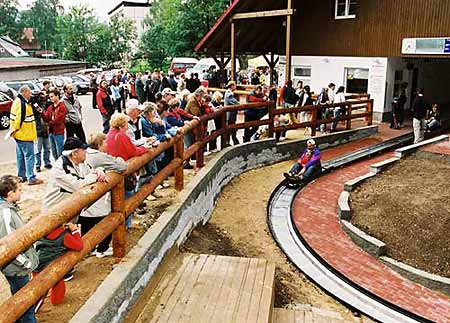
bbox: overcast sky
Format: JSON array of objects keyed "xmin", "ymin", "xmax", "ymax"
[{"xmin": 18, "ymin": 0, "xmax": 148, "ymax": 20}]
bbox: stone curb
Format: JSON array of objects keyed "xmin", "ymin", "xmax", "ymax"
[
  {"xmin": 369, "ymin": 156, "xmax": 400, "ymax": 174},
  {"xmin": 394, "ymin": 134, "xmax": 449, "ymax": 158},
  {"xmin": 381, "ymin": 256, "xmax": 450, "ymax": 296},
  {"xmin": 343, "ymin": 172, "xmax": 376, "ymax": 192},
  {"xmin": 337, "ymin": 191, "xmax": 351, "ymax": 220},
  {"xmin": 341, "ymin": 220, "xmax": 386, "ymax": 257},
  {"xmin": 71, "ymin": 126, "xmax": 378, "ymax": 323}
]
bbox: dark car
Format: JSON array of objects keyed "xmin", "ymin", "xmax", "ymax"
[
  {"xmin": 70, "ymin": 75, "xmax": 90, "ymax": 94},
  {"xmin": 0, "ymin": 92, "xmax": 13, "ymax": 129}
]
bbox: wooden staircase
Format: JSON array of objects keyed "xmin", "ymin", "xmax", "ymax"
[
  {"xmin": 273, "ymin": 307, "xmax": 350, "ymax": 323},
  {"xmin": 128, "ymin": 253, "xmax": 276, "ymax": 323}
]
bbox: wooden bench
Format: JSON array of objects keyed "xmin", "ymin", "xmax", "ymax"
[{"xmin": 130, "ymin": 253, "xmax": 276, "ymax": 323}]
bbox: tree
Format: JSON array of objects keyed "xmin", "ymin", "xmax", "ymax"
[
  {"xmin": 18, "ymin": 0, "xmax": 62, "ymax": 50},
  {"xmin": 0, "ymin": 0, "xmax": 21, "ymax": 40},
  {"xmin": 139, "ymin": 0, "xmax": 229, "ymax": 69}
]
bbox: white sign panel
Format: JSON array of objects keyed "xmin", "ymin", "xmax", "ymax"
[{"xmin": 402, "ymin": 37, "xmax": 450, "ymax": 55}]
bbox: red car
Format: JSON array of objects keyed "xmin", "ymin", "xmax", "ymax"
[{"xmin": 0, "ymin": 92, "xmax": 13, "ymax": 129}]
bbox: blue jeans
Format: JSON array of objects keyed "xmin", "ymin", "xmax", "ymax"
[
  {"xmin": 289, "ymin": 163, "xmax": 322, "ymax": 182},
  {"xmin": 15, "ymin": 140, "xmax": 36, "ymax": 182},
  {"xmin": 331, "ymin": 108, "xmax": 342, "ymax": 131},
  {"xmin": 35, "ymin": 136, "xmax": 51, "ymax": 168},
  {"xmin": 49, "ymin": 133, "xmax": 65, "ymax": 161},
  {"xmin": 5, "ymin": 275, "xmax": 36, "ymax": 323}
]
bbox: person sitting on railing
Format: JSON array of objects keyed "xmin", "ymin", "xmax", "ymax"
[
  {"xmin": 244, "ymin": 85, "xmax": 268, "ymax": 143},
  {"xmin": 0, "ymin": 175, "xmax": 39, "ymax": 322},
  {"xmin": 331, "ymin": 86, "xmax": 346, "ymax": 132},
  {"xmin": 42, "ymin": 137, "xmax": 108, "ymax": 215},
  {"xmin": 283, "ymin": 139, "xmax": 322, "ymax": 183},
  {"xmin": 224, "ymin": 81, "xmax": 241, "ymax": 146},
  {"xmin": 81, "ymin": 133, "xmax": 128, "ymax": 253},
  {"xmin": 33, "ymin": 222, "xmax": 83, "ymax": 311}
]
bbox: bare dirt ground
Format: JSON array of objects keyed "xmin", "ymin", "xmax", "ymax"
[
  {"xmin": 182, "ymin": 161, "xmax": 369, "ymax": 321},
  {"xmin": 351, "ymin": 154, "xmax": 450, "ymax": 279}
]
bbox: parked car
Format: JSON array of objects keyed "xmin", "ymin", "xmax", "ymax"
[
  {"xmin": 4, "ymin": 81, "xmax": 42, "ymax": 96},
  {"xmin": 0, "ymin": 82, "xmax": 17, "ymax": 99},
  {"xmin": 0, "ymin": 92, "xmax": 13, "ymax": 129},
  {"xmin": 69, "ymin": 75, "xmax": 90, "ymax": 94}
]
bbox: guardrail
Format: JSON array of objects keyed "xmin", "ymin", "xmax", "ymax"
[{"xmin": 0, "ymin": 97, "xmax": 373, "ymax": 322}]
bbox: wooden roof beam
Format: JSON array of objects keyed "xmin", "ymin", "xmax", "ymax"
[{"xmin": 231, "ymin": 9, "xmax": 294, "ymax": 21}]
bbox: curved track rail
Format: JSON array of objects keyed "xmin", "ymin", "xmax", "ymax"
[{"xmin": 267, "ymin": 134, "xmax": 435, "ymax": 323}]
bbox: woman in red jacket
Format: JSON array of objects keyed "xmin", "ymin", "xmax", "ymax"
[{"xmin": 42, "ymin": 88, "xmax": 67, "ymax": 160}]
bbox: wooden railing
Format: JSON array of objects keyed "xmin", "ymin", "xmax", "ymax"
[{"xmin": 0, "ymin": 97, "xmax": 373, "ymax": 322}]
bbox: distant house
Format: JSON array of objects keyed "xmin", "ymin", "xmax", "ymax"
[
  {"xmin": 20, "ymin": 28, "xmax": 56, "ymax": 58},
  {"xmin": 0, "ymin": 36, "xmax": 29, "ymax": 58},
  {"xmin": 108, "ymin": 1, "xmax": 152, "ymax": 42}
]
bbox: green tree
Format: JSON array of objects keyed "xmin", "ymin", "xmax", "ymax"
[
  {"xmin": 139, "ymin": 0, "xmax": 229, "ymax": 69},
  {"xmin": 19, "ymin": 0, "xmax": 62, "ymax": 51},
  {"xmin": 0, "ymin": 0, "xmax": 21, "ymax": 40}
]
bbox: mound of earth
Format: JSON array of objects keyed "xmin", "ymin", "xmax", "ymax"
[{"xmin": 351, "ymin": 154, "xmax": 450, "ymax": 279}]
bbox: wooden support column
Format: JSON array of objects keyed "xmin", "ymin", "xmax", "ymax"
[
  {"xmin": 112, "ymin": 180, "xmax": 126, "ymax": 258},
  {"xmin": 231, "ymin": 22, "xmax": 236, "ymax": 81},
  {"xmin": 285, "ymin": 0, "xmax": 293, "ymax": 82},
  {"xmin": 174, "ymin": 137, "xmax": 184, "ymax": 191}
]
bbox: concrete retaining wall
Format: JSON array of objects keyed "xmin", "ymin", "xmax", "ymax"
[{"xmin": 71, "ymin": 125, "xmax": 378, "ymax": 323}]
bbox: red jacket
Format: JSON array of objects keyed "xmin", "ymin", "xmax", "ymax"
[
  {"xmin": 46, "ymin": 227, "xmax": 83, "ymax": 251},
  {"xmin": 106, "ymin": 128, "xmax": 147, "ymax": 161},
  {"xmin": 174, "ymin": 107, "xmax": 194, "ymax": 120},
  {"xmin": 42, "ymin": 101, "xmax": 67, "ymax": 135},
  {"xmin": 96, "ymin": 87, "xmax": 112, "ymax": 115}
]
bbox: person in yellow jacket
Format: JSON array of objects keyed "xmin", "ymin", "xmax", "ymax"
[{"xmin": 9, "ymin": 86, "xmax": 43, "ymax": 185}]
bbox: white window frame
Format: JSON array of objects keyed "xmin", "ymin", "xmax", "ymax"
[{"xmin": 335, "ymin": 0, "xmax": 356, "ymax": 19}]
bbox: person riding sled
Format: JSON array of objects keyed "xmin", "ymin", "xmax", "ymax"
[{"xmin": 284, "ymin": 139, "xmax": 322, "ymax": 183}]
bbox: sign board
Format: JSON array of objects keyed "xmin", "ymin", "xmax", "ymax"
[{"xmin": 402, "ymin": 37, "xmax": 450, "ymax": 55}]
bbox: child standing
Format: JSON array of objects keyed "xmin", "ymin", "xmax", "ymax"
[{"xmin": 0, "ymin": 175, "xmax": 38, "ymax": 322}]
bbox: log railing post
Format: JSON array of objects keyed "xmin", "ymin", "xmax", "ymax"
[
  {"xmin": 111, "ymin": 180, "xmax": 126, "ymax": 258},
  {"xmin": 310, "ymin": 107, "xmax": 317, "ymax": 137},
  {"xmin": 174, "ymin": 135, "xmax": 184, "ymax": 191},
  {"xmin": 268, "ymin": 103, "xmax": 275, "ymax": 138},
  {"xmin": 220, "ymin": 111, "xmax": 228, "ymax": 149},
  {"xmin": 346, "ymin": 103, "xmax": 352, "ymax": 130},
  {"xmin": 367, "ymin": 99, "xmax": 374, "ymax": 126},
  {"xmin": 195, "ymin": 121, "xmax": 205, "ymax": 168}
]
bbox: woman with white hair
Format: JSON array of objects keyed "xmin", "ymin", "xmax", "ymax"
[{"xmin": 284, "ymin": 139, "xmax": 322, "ymax": 183}]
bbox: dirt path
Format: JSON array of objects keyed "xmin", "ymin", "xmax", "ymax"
[
  {"xmin": 182, "ymin": 161, "xmax": 368, "ymax": 321},
  {"xmin": 351, "ymin": 154, "xmax": 450, "ymax": 279}
]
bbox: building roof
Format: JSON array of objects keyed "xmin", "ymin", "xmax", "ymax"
[
  {"xmin": 0, "ymin": 57, "xmax": 84, "ymax": 71},
  {"xmin": 108, "ymin": 1, "xmax": 151, "ymax": 16},
  {"xmin": 195, "ymin": 0, "xmax": 289, "ymax": 55},
  {"xmin": 0, "ymin": 36, "xmax": 29, "ymax": 57}
]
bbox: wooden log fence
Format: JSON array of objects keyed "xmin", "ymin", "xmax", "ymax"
[{"xmin": 0, "ymin": 96, "xmax": 373, "ymax": 322}]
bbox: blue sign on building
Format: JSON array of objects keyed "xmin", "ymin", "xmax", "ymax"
[{"xmin": 444, "ymin": 38, "xmax": 450, "ymax": 53}]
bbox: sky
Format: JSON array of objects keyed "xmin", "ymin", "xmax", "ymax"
[{"xmin": 17, "ymin": 0, "xmax": 148, "ymax": 20}]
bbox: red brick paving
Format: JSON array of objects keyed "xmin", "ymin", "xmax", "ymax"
[
  {"xmin": 421, "ymin": 137, "xmax": 450, "ymax": 155},
  {"xmin": 292, "ymin": 137, "xmax": 450, "ymax": 322}
]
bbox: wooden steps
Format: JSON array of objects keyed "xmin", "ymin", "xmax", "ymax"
[
  {"xmin": 132, "ymin": 253, "xmax": 276, "ymax": 323},
  {"xmin": 273, "ymin": 307, "xmax": 349, "ymax": 323}
]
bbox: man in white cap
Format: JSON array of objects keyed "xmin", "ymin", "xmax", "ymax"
[
  {"xmin": 161, "ymin": 88, "xmax": 177, "ymax": 102},
  {"xmin": 284, "ymin": 138, "xmax": 322, "ymax": 182}
]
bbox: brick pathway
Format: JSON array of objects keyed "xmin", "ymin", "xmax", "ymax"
[
  {"xmin": 421, "ymin": 138, "xmax": 450, "ymax": 155},
  {"xmin": 292, "ymin": 140, "xmax": 450, "ymax": 322}
]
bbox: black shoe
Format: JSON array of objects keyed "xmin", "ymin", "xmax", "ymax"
[
  {"xmin": 44, "ymin": 164, "xmax": 52, "ymax": 169},
  {"xmin": 18, "ymin": 177, "xmax": 27, "ymax": 183},
  {"xmin": 183, "ymin": 163, "xmax": 194, "ymax": 169},
  {"xmin": 63, "ymin": 273, "xmax": 74, "ymax": 282},
  {"xmin": 36, "ymin": 167, "xmax": 41, "ymax": 173},
  {"xmin": 283, "ymin": 172, "xmax": 291, "ymax": 180}
]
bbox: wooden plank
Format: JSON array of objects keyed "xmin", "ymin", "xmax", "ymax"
[
  {"xmin": 135, "ymin": 253, "xmax": 195, "ymax": 322},
  {"xmin": 230, "ymin": 22, "xmax": 236, "ymax": 81},
  {"xmin": 210, "ymin": 256, "xmax": 246, "ymax": 322},
  {"xmin": 202, "ymin": 255, "xmax": 235, "ymax": 320},
  {"xmin": 217, "ymin": 257, "xmax": 250, "ymax": 322},
  {"xmin": 233, "ymin": 258, "xmax": 259, "ymax": 322},
  {"xmin": 257, "ymin": 261, "xmax": 276, "ymax": 323},
  {"xmin": 181, "ymin": 254, "xmax": 227, "ymax": 322},
  {"xmin": 273, "ymin": 308, "xmax": 293, "ymax": 323},
  {"xmin": 294, "ymin": 308, "xmax": 305, "ymax": 323},
  {"xmin": 246, "ymin": 259, "xmax": 268, "ymax": 322},
  {"xmin": 158, "ymin": 254, "xmax": 209, "ymax": 322},
  {"xmin": 303, "ymin": 308, "xmax": 313, "ymax": 323},
  {"xmin": 232, "ymin": 9, "xmax": 294, "ymax": 20}
]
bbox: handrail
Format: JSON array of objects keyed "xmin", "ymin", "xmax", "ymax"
[{"xmin": 0, "ymin": 97, "xmax": 373, "ymax": 322}]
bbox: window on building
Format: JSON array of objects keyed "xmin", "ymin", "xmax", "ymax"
[
  {"xmin": 335, "ymin": 0, "xmax": 356, "ymax": 19},
  {"xmin": 293, "ymin": 67, "xmax": 311, "ymax": 78},
  {"xmin": 345, "ymin": 68, "xmax": 369, "ymax": 94}
]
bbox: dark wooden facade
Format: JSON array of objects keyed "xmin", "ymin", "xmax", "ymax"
[
  {"xmin": 197, "ymin": 0, "xmax": 450, "ymax": 58},
  {"xmin": 294, "ymin": 0, "xmax": 450, "ymax": 57}
]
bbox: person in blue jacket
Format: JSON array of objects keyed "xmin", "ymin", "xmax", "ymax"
[{"xmin": 284, "ymin": 139, "xmax": 322, "ymax": 182}]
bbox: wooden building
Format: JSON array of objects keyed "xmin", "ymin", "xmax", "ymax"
[{"xmin": 196, "ymin": 0, "xmax": 450, "ymax": 121}]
